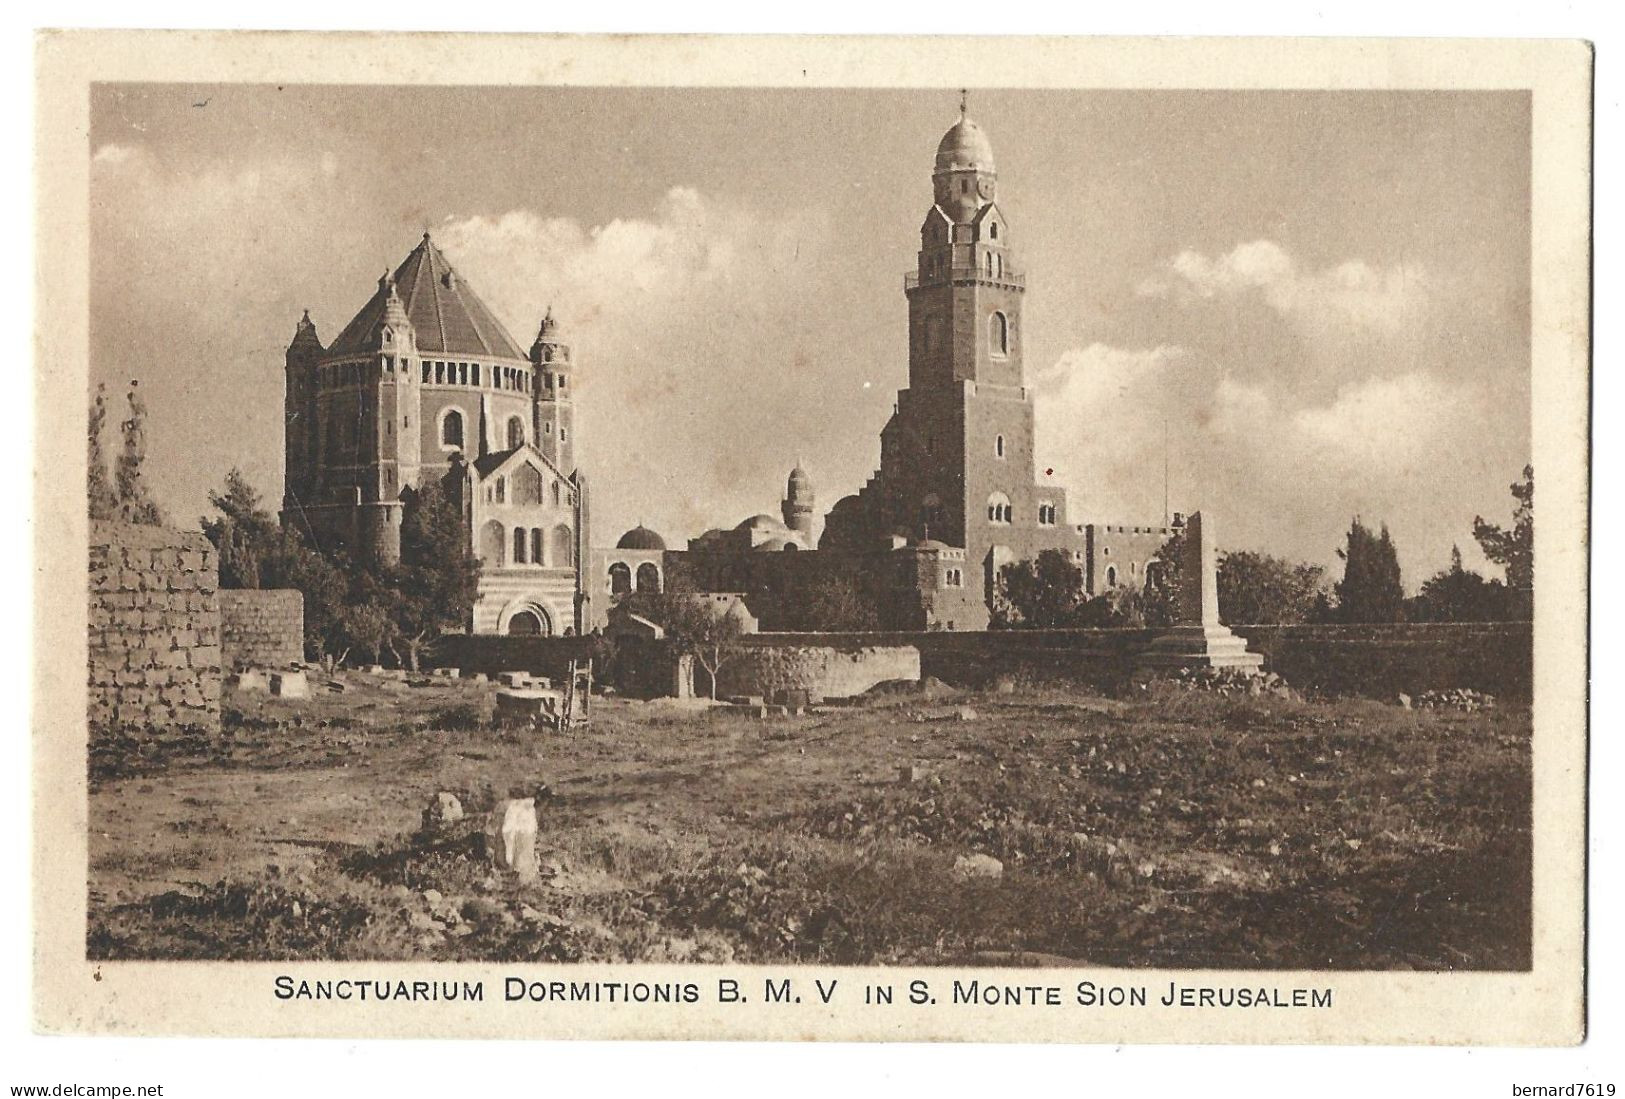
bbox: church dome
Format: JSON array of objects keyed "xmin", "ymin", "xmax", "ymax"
[
  {"xmin": 616, "ymin": 525, "xmax": 667, "ymax": 551},
  {"xmin": 935, "ymin": 115, "xmax": 995, "ymax": 174}
]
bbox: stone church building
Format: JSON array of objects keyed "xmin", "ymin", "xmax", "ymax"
[
  {"xmin": 281, "ymin": 104, "xmax": 1172, "ymax": 635},
  {"xmin": 281, "ymin": 232, "xmax": 592, "ymax": 636}
]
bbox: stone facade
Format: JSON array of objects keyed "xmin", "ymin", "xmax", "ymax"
[
  {"xmin": 282, "ymin": 236, "xmax": 590, "ymax": 636},
  {"xmin": 219, "ymin": 589, "xmax": 305, "ymax": 669},
  {"xmin": 87, "ymin": 520, "xmax": 222, "ymax": 732}
]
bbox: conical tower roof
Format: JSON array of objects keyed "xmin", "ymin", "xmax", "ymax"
[{"xmin": 329, "ymin": 232, "xmax": 527, "ymax": 360}]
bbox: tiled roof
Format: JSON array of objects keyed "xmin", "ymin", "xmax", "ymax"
[{"xmin": 329, "ymin": 233, "xmax": 528, "ymax": 361}]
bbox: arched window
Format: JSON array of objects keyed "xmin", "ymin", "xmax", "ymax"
[
  {"xmin": 636, "ymin": 562, "xmax": 662, "ymax": 594},
  {"xmin": 506, "ymin": 609, "xmax": 546, "ymax": 636},
  {"xmin": 552, "ymin": 481, "xmax": 562, "ymax": 507},
  {"xmin": 481, "ymin": 520, "xmax": 504, "ymax": 567},
  {"xmin": 440, "ymin": 408, "xmax": 464, "ymax": 450},
  {"xmin": 608, "ymin": 562, "xmax": 632, "ymax": 596},
  {"xmin": 512, "ymin": 527, "xmax": 527, "ymax": 564},
  {"xmin": 990, "ymin": 222, "xmax": 998, "ymax": 240},
  {"xmin": 987, "ymin": 492, "xmax": 1012, "ymax": 524},
  {"xmin": 995, "ymin": 434, "xmax": 1005, "ymax": 459},
  {"xmin": 495, "ymin": 477, "xmax": 506, "ymax": 504},
  {"xmin": 530, "ymin": 528, "xmax": 543, "ymax": 566},
  {"xmin": 552, "ymin": 524, "xmax": 574, "ymax": 568},
  {"xmin": 989, "ymin": 312, "xmax": 1009, "ymax": 357},
  {"xmin": 1106, "ymin": 565, "xmax": 1119, "ymax": 588},
  {"xmin": 507, "ymin": 416, "xmax": 525, "ymax": 450}
]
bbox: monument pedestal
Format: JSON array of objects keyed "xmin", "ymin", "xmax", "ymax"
[
  {"xmin": 1134, "ymin": 511, "xmax": 1265, "ymax": 675},
  {"xmin": 1135, "ymin": 625, "xmax": 1264, "ymax": 671}
]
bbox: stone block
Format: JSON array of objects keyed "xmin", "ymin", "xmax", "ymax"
[
  {"xmin": 485, "ymin": 798, "xmax": 539, "ymax": 881},
  {"xmin": 270, "ymin": 670, "xmax": 309, "ymax": 699},
  {"xmin": 230, "ymin": 669, "xmax": 269, "ymax": 693}
]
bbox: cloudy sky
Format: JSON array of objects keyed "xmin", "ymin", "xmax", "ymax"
[{"xmin": 88, "ymin": 86, "xmax": 1529, "ymax": 586}]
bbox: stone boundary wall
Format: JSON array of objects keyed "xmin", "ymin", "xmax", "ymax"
[
  {"xmin": 88, "ymin": 520, "xmax": 222, "ymax": 732},
  {"xmin": 750, "ymin": 622, "xmax": 1533, "ymax": 698},
  {"xmin": 431, "ymin": 634, "xmax": 597, "ymax": 681},
  {"xmin": 220, "ymin": 589, "xmax": 305, "ymax": 669},
  {"xmin": 716, "ymin": 643, "xmax": 922, "ymax": 700}
]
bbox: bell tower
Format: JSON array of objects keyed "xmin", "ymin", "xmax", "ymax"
[
  {"xmin": 907, "ymin": 94, "xmax": 1024, "ymax": 394},
  {"xmin": 531, "ymin": 307, "xmax": 576, "ymax": 472}
]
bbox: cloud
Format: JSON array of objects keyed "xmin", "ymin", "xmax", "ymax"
[
  {"xmin": 1141, "ymin": 239, "xmax": 1426, "ymax": 335},
  {"xmin": 432, "ymin": 190, "xmax": 840, "ymax": 541}
]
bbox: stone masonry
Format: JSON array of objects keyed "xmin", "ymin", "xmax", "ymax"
[
  {"xmin": 220, "ymin": 589, "xmax": 305, "ymax": 669},
  {"xmin": 88, "ymin": 519, "xmax": 222, "ymax": 732}
]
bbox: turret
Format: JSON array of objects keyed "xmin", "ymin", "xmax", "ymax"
[
  {"xmin": 283, "ymin": 310, "xmax": 325, "ymax": 511},
  {"xmin": 782, "ymin": 463, "xmax": 817, "ymax": 543},
  {"xmin": 531, "ymin": 306, "xmax": 576, "ymax": 472}
]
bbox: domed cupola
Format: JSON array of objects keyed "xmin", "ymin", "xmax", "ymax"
[
  {"xmin": 933, "ymin": 92, "xmax": 997, "ymax": 222},
  {"xmin": 616, "ymin": 524, "xmax": 667, "ymax": 552}
]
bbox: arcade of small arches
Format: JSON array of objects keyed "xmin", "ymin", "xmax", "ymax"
[
  {"xmin": 480, "ymin": 520, "xmax": 575, "ymax": 568},
  {"xmin": 606, "ymin": 560, "xmax": 664, "ymax": 597}
]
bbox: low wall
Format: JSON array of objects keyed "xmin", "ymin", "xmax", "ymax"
[
  {"xmin": 88, "ymin": 520, "xmax": 222, "ymax": 732},
  {"xmin": 715, "ymin": 642, "xmax": 922, "ymax": 700},
  {"xmin": 751, "ymin": 622, "xmax": 1533, "ymax": 699},
  {"xmin": 430, "ymin": 634, "xmax": 597, "ymax": 682},
  {"xmin": 220, "ymin": 589, "xmax": 304, "ymax": 669}
]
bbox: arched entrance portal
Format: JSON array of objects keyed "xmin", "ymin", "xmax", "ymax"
[
  {"xmin": 507, "ymin": 610, "xmax": 544, "ymax": 636},
  {"xmin": 502, "ymin": 603, "xmax": 555, "ymax": 636}
]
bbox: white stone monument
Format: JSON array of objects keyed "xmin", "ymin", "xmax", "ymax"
[{"xmin": 1136, "ymin": 511, "xmax": 1264, "ymax": 672}]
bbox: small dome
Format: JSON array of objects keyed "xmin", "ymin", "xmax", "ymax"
[
  {"xmin": 935, "ymin": 116, "xmax": 995, "ymax": 174},
  {"xmin": 616, "ymin": 525, "xmax": 667, "ymax": 551},
  {"xmin": 788, "ymin": 464, "xmax": 812, "ymax": 489},
  {"xmin": 735, "ymin": 513, "xmax": 785, "ymax": 533}
]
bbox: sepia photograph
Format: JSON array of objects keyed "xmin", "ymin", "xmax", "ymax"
[{"xmin": 30, "ymin": 31, "xmax": 1590, "ymax": 1047}]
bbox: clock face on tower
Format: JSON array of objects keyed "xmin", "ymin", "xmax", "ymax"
[{"xmin": 977, "ymin": 177, "xmax": 995, "ymax": 200}]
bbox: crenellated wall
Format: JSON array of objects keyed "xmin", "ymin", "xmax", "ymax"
[{"xmin": 87, "ymin": 520, "xmax": 222, "ymax": 732}]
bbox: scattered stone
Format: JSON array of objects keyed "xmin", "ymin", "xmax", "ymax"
[
  {"xmin": 899, "ymin": 763, "xmax": 925, "ymax": 784},
  {"xmin": 434, "ymin": 667, "xmax": 461, "ymax": 678},
  {"xmin": 1414, "ymin": 688, "xmax": 1496, "ymax": 712},
  {"xmin": 953, "ymin": 705, "xmax": 978, "ymax": 722},
  {"xmin": 270, "ymin": 670, "xmax": 309, "ymax": 699},
  {"xmin": 953, "ymin": 853, "xmax": 1004, "ymax": 880},
  {"xmin": 1397, "ymin": 692, "xmax": 1413, "ymax": 710},
  {"xmin": 423, "ymin": 889, "xmax": 443, "ymax": 906},
  {"xmin": 993, "ymin": 675, "xmax": 1017, "ymax": 695},
  {"xmin": 486, "ymin": 798, "xmax": 540, "ymax": 881},
  {"xmin": 422, "ymin": 792, "xmax": 465, "ymax": 832},
  {"xmin": 463, "ymin": 672, "xmax": 488, "ymax": 684}
]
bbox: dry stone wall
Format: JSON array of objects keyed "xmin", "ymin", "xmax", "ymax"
[
  {"xmin": 88, "ymin": 520, "xmax": 222, "ymax": 732},
  {"xmin": 220, "ymin": 589, "xmax": 305, "ymax": 669},
  {"xmin": 716, "ymin": 642, "xmax": 922, "ymax": 700}
]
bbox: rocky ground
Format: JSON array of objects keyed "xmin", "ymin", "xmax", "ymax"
[{"xmin": 86, "ymin": 670, "xmax": 1531, "ymax": 969}]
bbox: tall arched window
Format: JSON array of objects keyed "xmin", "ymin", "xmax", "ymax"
[
  {"xmin": 440, "ymin": 408, "xmax": 464, "ymax": 449},
  {"xmin": 512, "ymin": 527, "xmax": 527, "ymax": 564},
  {"xmin": 636, "ymin": 562, "xmax": 662, "ymax": 594},
  {"xmin": 481, "ymin": 520, "xmax": 505, "ymax": 566},
  {"xmin": 530, "ymin": 528, "xmax": 543, "ymax": 566},
  {"xmin": 507, "ymin": 416, "xmax": 525, "ymax": 450},
  {"xmin": 552, "ymin": 524, "xmax": 574, "ymax": 568},
  {"xmin": 1106, "ymin": 565, "xmax": 1119, "ymax": 588},
  {"xmin": 989, "ymin": 312, "xmax": 1009, "ymax": 357},
  {"xmin": 995, "ymin": 434, "xmax": 1005, "ymax": 458},
  {"xmin": 609, "ymin": 562, "xmax": 632, "ymax": 595}
]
